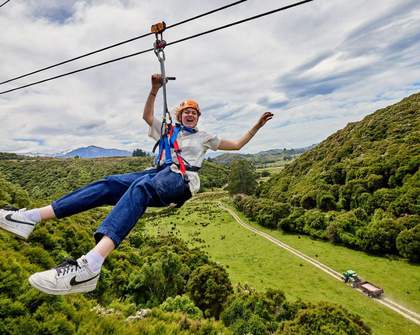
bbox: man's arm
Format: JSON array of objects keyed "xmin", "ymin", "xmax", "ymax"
[
  {"xmin": 143, "ymin": 74, "xmax": 162, "ymax": 127},
  {"xmin": 218, "ymin": 112, "xmax": 273, "ymax": 150}
]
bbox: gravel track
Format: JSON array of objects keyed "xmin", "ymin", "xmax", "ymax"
[{"xmin": 219, "ymin": 203, "xmax": 420, "ymax": 326}]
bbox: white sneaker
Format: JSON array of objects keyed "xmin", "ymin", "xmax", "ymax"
[
  {"xmin": 28, "ymin": 256, "xmax": 100, "ymax": 295},
  {"xmin": 0, "ymin": 207, "xmax": 36, "ymax": 239}
]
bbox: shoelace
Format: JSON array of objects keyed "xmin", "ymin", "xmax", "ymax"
[{"xmin": 55, "ymin": 259, "xmax": 81, "ymax": 277}]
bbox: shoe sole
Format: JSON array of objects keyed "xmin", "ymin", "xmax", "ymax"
[
  {"xmin": 0, "ymin": 221, "xmax": 29, "ymax": 239},
  {"xmin": 28, "ymin": 276, "xmax": 97, "ymax": 295}
]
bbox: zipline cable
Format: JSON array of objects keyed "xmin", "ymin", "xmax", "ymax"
[
  {"xmin": 0, "ymin": 0, "xmax": 314, "ymax": 95},
  {"xmin": 0, "ymin": 0, "xmax": 248, "ymax": 86},
  {"xmin": 0, "ymin": 0, "xmax": 11, "ymax": 9}
]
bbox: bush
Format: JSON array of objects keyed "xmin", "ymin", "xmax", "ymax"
[
  {"xmin": 396, "ymin": 224, "xmax": 420, "ymax": 261},
  {"xmin": 302, "ymin": 210, "xmax": 327, "ymax": 239},
  {"xmin": 301, "ymin": 193, "xmax": 316, "ymax": 209},
  {"xmin": 227, "ymin": 160, "xmax": 257, "ymax": 195},
  {"xmin": 359, "ymin": 217, "xmax": 403, "ymax": 254},
  {"xmin": 316, "ymin": 192, "xmax": 336, "ymax": 211},
  {"xmin": 326, "ymin": 211, "xmax": 364, "ymax": 248},
  {"xmin": 187, "ymin": 263, "xmax": 233, "ymax": 318},
  {"xmin": 278, "ymin": 302, "xmax": 371, "ymax": 335},
  {"xmin": 278, "ymin": 208, "xmax": 305, "ymax": 233},
  {"xmin": 160, "ymin": 295, "xmax": 203, "ymax": 319},
  {"xmin": 125, "ymin": 249, "xmax": 188, "ymax": 306},
  {"xmin": 256, "ymin": 200, "xmax": 291, "ymax": 228},
  {"xmin": 221, "ymin": 286, "xmax": 286, "ymax": 335}
]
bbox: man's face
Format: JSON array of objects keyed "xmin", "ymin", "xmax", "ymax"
[{"xmin": 181, "ymin": 108, "xmax": 199, "ymax": 128}]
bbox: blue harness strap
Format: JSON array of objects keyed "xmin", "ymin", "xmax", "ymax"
[
  {"xmin": 155, "ymin": 123, "xmax": 197, "ymax": 167},
  {"xmin": 169, "ymin": 124, "xmax": 182, "ymax": 146},
  {"xmin": 163, "ymin": 127, "xmax": 172, "ymax": 164}
]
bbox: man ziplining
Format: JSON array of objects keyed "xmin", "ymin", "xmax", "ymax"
[{"xmin": 0, "ymin": 73, "xmax": 273, "ymax": 295}]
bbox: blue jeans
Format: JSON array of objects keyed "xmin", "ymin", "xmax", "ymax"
[{"xmin": 51, "ymin": 165, "xmax": 191, "ymax": 247}]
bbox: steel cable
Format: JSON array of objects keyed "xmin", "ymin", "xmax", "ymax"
[
  {"xmin": 0, "ymin": 0, "xmax": 314, "ymax": 95},
  {"xmin": 0, "ymin": 0, "xmax": 248, "ymax": 86}
]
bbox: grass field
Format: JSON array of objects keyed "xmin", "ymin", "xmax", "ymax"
[
  {"xmin": 143, "ymin": 193, "xmax": 420, "ymax": 335},
  {"xmin": 256, "ymin": 165, "xmax": 286, "ymax": 174}
]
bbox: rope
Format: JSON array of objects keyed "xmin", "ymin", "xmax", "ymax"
[{"xmin": 0, "ymin": 0, "xmax": 314, "ymax": 95}]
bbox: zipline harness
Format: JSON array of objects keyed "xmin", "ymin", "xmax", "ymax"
[{"xmin": 151, "ymin": 22, "xmax": 199, "ymax": 181}]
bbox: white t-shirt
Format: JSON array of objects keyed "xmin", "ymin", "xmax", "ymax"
[{"xmin": 148, "ymin": 117, "xmax": 221, "ymax": 194}]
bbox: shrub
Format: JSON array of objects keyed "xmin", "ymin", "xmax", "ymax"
[
  {"xmin": 256, "ymin": 200, "xmax": 291, "ymax": 228},
  {"xmin": 326, "ymin": 211, "xmax": 364, "ymax": 248},
  {"xmin": 187, "ymin": 263, "xmax": 233, "ymax": 318},
  {"xmin": 316, "ymin": 192, "xmax": 336, "ymax": 211},
  {"xmin": 396, "ymin": 224, "xmax": 420, "ymax": 261},
  {"xmin": 227, "ymin": 160, "xmax": 257, "ymax": 195},
  {"xmin": 278, "ymin": 208, "xmax": 305, "ymax": 233},
  {"xmin": 301, "ymin": 193, "xmax": 316, "ymax": 210},
  {"xmin": 359, "ymin": 217, "xmax": 403, "ymax": 254},
  {"xmin": 302, "ymin": 210, "xmax": 327, "ymax": 239},
  {"xmin": 278, "ymin": 302, "xmax": 371, "ymax": 335},
  {"xmin": 160, "ymin": 295, "xmax": 203, "ymax": 319},
  {"xmin": 221, "ymin": 286, "xmax": 286, "ymax": 335}
]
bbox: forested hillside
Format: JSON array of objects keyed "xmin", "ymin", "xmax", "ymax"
[
  {"xmin": 0, "ymin": 156, "xmax": 229, "ymax": 202},
  {"xmin": 235, "ymin": 93, "xmax": 420, "ymax": 261},
  {"xmin": 0, "ymin": 156, "xmax": 371, "ymax": 334},
  {"xmin": 212, "ymin": 147, "xmax": 310, "ymax": 166}
]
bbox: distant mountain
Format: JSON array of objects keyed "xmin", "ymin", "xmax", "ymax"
[
  {"xmin": 211, "ymin": 146, "xmax": 314, "ymax": 165},
  {"xmin": 54, "ymin": 146, "xmax": 132, "ymax": 158}
]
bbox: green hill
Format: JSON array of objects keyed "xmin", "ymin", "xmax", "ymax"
[
  {"xmin": 236, "ymin": 93, "xmax": 420, "ymax": 260},
  {"xmin": 0, "ymin": 156, "xmax": 229, "ymax": 202},
  {"xmin": 212, "ymin": 147, "xmax": 312, "ymax": 167},
  {"xmin": 0, "ymin": 157, "xmax": 372, "ymax": 334}
]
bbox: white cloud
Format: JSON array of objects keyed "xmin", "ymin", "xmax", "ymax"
[{"xmin": 0, "ymin": 0, "xmax": 419, "ymax": 155}]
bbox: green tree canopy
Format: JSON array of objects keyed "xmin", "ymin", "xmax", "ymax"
[{"xmin": 227, "ymin": 160, "xmax": 257, "ymax": 195}]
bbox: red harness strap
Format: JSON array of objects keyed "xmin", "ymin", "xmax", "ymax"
[{"xmin": 167, "ymin": 126, "xmax": 187, "ymax": 175}]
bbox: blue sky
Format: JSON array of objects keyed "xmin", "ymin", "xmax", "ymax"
[{"xmin": 0, "ymin": 0, "xmax": 419, "ymax": 154}]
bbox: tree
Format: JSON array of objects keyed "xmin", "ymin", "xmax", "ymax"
[
  {"xmin": 125, "ymin": 250, "xmax": 188, "ymax": 305},
  {"xmin": 227, "ymin": 160, "xmax": 257, "ymax": 195},
  {"xmin": 221, "ymin": 286, "xmax": 287, "ymax": 334},
  {"xmin": 396, "ymin": 224, "xmax": 420, "ymax": 261},
  {"xmin": 316, "ymin": 191, "xmax": 336, "ymax": 211},
  {"xmin": 160, "ymin": 295, "xmax": 203, "ymax": 319},
  {"xmin": 186, "ymin": 263, "xmax": 233, "ymax": 318},
  {"xmin": 359, "ymin": 217, "xmax": 403, "ymax": 254},
  {"xmin": 278, "ymin": 302, "xmax": 371, "ymax": 335},
  {"xmin": 132, "ymin": 148, "xmax": 148, "ymax": 157}
]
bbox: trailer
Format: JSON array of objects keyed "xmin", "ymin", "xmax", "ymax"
[
  {"xmin": 342, "ymin": 270, "xmax": 384, "ymax": 298},
  {"xmin": 357, "ymin": 281, "xmax": 384, "ymax": 298}
]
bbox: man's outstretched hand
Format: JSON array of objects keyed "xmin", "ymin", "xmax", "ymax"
[{"xmin": 257, "ymin": 112, "xmax": 274, "ymax": 128}]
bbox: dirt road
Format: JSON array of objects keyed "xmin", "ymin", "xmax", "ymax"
[{"xmin": 219, "ymin": 203, "xmax": 420, "ymax": 326}]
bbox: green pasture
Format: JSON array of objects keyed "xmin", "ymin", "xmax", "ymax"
[
  {"xmin": 143, "ymin": 193, "xmax": 420, "ymax": 335},
  {"xmin": 256, "ymin": 164, "xmax": 286, "ymax": 174},
  {"xmin": 231, "ymin": 204, "xmax": 420, "ymax": 314}
]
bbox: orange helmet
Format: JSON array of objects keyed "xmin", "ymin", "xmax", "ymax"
[{"xmin": 175, "ymin": 99, "xmax": 201, "ymax": 122}]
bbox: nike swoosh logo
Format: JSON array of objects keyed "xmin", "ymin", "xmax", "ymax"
[
  {"xmin": 5, "ymin": 214, "xmax": 35, "ymax": 226},
  {"xmin": 70, "ymin": 273, "xmax": 100, "ymax": 286}
]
